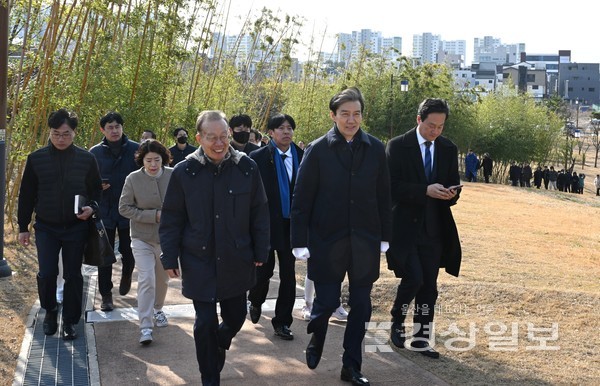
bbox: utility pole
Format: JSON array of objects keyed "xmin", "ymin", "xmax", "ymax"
[{"xmin": 0, "ymin": 1, "xmax": 14, "ymax": 278}]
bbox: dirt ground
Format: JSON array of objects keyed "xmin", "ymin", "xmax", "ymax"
[
  {"xmin": 2, "ymin": 146, "xmax": 600, "ymax": 385},
  {"xmin": 0, "ymin": 238, "xmax": 38, "ymax": 383}
]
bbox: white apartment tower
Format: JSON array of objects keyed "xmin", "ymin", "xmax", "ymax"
[
  {"xmin": 412, "ymin": 33, "xmax": 441, "ymax": 64},
  {"xmin": 474, "ymin": 36, "xmax": 525, "ymax": 65},
  {"xmin": 337, "ymin": 30, "xmax": 402, "ymax": 64}
]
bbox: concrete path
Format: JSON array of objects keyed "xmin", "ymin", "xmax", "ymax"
[{"xmin": 14, "ymin": 259, "xmax": 450, "ymax": 385}]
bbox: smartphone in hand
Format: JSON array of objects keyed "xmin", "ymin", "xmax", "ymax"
[{"xmin": 448, "ymin": 184, "xmax": 464, "ymax": 191}]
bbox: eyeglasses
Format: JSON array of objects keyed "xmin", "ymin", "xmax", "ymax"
[
  {"xmin": 50, "ymin": 132, "xmax": 73, "ymax": 139},
  {"xmin": 203, "ymin": 135, "xmax": 230, "ymax": 144}
]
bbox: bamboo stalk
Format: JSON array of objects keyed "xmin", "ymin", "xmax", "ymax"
[
  {"xmin": 78, "ymin": 14, "xmax": 99, "ymax": 103},
  {"xmin": 129, "ymin": 0, "xmax": 153, "ymax": 108}
]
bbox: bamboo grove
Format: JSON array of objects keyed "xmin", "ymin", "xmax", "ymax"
[{"xmin": 5, "ymin": 0, "xmax": 569, "ymax": 225}]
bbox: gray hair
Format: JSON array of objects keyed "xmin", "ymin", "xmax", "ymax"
[{"xmin": 195, "ymin": 110, "xmax": 228, "ymax": 134}]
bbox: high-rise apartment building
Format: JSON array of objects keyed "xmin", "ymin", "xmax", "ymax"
[
  {"xmin": 412, "ymin": 33, "xmax": 441, "ymax": 64},
  {"xmin": 336, "ymin": 30, "xmax": 402, "ymax": 64},
  {"xmin": 473, "ymin": 36, "xmax": 525, "ymax": 65}
]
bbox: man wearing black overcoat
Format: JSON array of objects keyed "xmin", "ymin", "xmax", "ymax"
[
  {"xmin": 291, "ymin": 87, "xmax": 392, "ymax": 386},
  {"xmin": 386, "ymin": 98, "xmax": 462, "ymax": 360},
  {"xmin": 248, "ymin": 113, "xmax": 304, "ymax": 340}
]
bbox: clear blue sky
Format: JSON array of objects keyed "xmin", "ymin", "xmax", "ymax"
[{"xmin": 224, "ymin": 0, "xmax": 599, "ymax": 65}]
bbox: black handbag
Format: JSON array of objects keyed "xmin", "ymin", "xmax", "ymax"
[{"xmin": 83, "ymin": 210, "xmax": 116, "ymax": 267}]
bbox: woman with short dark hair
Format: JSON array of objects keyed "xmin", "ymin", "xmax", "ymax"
[{"xmin": 119, "ymin": 139, "xmax": 173, "ymax": 345}]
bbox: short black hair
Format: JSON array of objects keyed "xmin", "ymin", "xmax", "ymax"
[
  {"xmin": 329, "ymin": 87, "xmax": 365, "ymax": 114},
  {"xmin": 267, "ymin": 114, "xmax": 296, "ymax": 131},
  {"xmin": 48, "ymin": 108, "xmax": 78, "ymax": 130},
  {"xmin": 173, "ymin": 127, "xmax": 187, "ymax": 137},
  {"xmin": 135, "ymin": 139, "xmax": 172, "ymax": 167},
  {"xmin": 417, "ymin": 98, "xmax": 450, "ymax": 122},
  {"xmin": 142, "ymin": 130, "xmax": 156, "ymax": 139},
  {"xmin": 100, "ymin": 111, "xmax": 124, "ymax": 128},
  {"xmin": 251, "ymin": 129, "xmax": 262, "ymax": 141},
  {"xmin": 229, "ymin": 114, "xmax": 252, "ymax": 129}
]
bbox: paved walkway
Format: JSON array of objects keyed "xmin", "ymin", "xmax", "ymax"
[{"xmin": 13, "ymin": 259, "xmax": 450, "ymax": 385}]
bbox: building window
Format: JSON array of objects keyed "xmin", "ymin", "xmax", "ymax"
[
  {"xmin": 526, "ymin": 74, "xmax": 535, "ymax": 82},
  {"xmin": 590, "ymin": 88, "xmax": 596, "ymax": 92},
  {"xmin": 532, "ymin": 85, "xmax": 539, "ymax": 90}
]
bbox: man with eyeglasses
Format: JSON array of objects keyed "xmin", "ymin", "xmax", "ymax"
[
  {"xmin": 247, "ymin": 113, "xmax": 303, "ymax": 341},
  {"xmin": 18, "ymin": 108, "xmax": 102, "ymax": 340},
  {"xmin": 89, "ymin": 111, "xmax": 139, "ymax": 312},
  {"xmin": 159, "ymin": 110, "xmax": 269, "ymax": 385},
  {"xmin": 228, "ymin": 114, "xmax": 260, "ymax": 154}
]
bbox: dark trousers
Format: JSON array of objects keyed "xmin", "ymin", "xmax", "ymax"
[
  {"xmin": 248, "ymin": 248, "xmax": 296, "ymax": 328},
  {"xmin": 484, "ymin": 174, "xmax": 490, "ymax": 183},
  {"xmin": 97, "ymin": 227, "xmax": 135, "ymax": 296},
  {"xmin": 34, "ymin": 220, "xmax": 86, "ymax": 324},
  {"xmin": 390, "ymin": 239, "xmax": 442, "ymax": 341},
  {"xmin": 307, "ymin": 281, "xmax": 372, "ymax": 370},
  {"xmin": 192, "ymin": 294, "xmax": 247, "ymax": 386}
]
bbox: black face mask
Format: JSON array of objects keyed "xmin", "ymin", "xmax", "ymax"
[
  {"xmin": 232, "ymin": 131, "xmax": 250, "ymax": 144},
  {"xmin": 177, "ymin": 136, "xmax": 188, "ymax": 144}
]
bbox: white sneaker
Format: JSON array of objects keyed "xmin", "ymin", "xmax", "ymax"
[
  {"xmin": 154, "ymin": 311, "xmax": 168, "ymax": 327},
  {"xmin": 301, "ymin": 305, "xmax": 312, "ymax": 321},
  {"xmin": 139, "ymin": 328, "xmax": 153, "ymax": 345},
  {"xmin": 331, "ymin": 305, "xmax": 348, "ymax": 321}
]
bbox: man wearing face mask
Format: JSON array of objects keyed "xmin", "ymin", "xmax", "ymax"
[
  {"xmin": 229, "ymin": 114, "xmax": 260, "ymax": 155},
  {"xmin": 169, "ymin": 127, "xmax": 198, "ymax": 166}
]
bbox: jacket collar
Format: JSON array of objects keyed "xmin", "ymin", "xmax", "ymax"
[
  {"xmin": 101, "ymin": 133, "xmax": 130, "ymax": 148},
  {"xmin": 326, "ymin": 125, "xmax": 371, "ymax": 147},
  {"xmin": 187, "ymin": 145, "xmax": 243, "ymax": 166}
]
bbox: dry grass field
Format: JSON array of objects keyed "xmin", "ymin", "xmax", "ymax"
[
  {"xmin": 367, "ymin": 181, "xmax": 600, "ymax": 385},
  {"xmin": 1, "ymin": 154, "xmax": 600, "ymax": 385}
]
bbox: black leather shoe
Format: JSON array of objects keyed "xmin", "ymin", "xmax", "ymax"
[
  {"xmin": 119, "ymin": 273, "xmax": 132, "ymax": 296},
  {"xmin": 390, "ymin": 321, "xmax": 406, "ymax": 349},
  {"xmin": 249, "ymin": 305, "xmax": 261, "ymax": 324},
  {"xmin": 305, "ymin": 334, "xmax": 324, "ymax": 369},
  {"xmin": 62, "ymin": 323, "xmax": 77, "ymax": 340},
  {"xmin": 43, "ymin": 309, "xmax": 58, "ymax": 336},
  {"xmin": 274, "ymin": 325, "xmax": 294, "ymax": 340},
  {"xmin": 217, "ymin": 347, "xmax": 226, "ymax": 372},
  {"xmin": 410, "ymin": 340, "xmax": 440, "ymax": 359},
  {"xmin": 341, "ymin": 366, "xmax": 370, "ymax": 385},
  {"xmin": 100, "ymin": 294, "xmax": 114, "ymax": 311}
]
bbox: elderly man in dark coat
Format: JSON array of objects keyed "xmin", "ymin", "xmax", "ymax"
[
  {"xmin": 159, "ymin": 110, "xmax": 270, "ymax": 386},
  {"xmin": 386, "ymin": 98, "xmax": 462, "ymax": 360},
  {"xmin": 291, "ymin": 87, "xmax": 392, "ymax": 386}
]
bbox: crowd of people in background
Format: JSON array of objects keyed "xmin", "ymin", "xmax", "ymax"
[{"xmin": 465, "ymin": 151, "xmax": 592, "ymax": 195}]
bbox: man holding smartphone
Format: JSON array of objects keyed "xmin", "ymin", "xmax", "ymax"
[{"xmin": 385, "ymin": 98, "xmax": 462, "ymax": 359}]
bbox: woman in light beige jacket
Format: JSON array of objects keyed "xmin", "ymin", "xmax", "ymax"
[{"xmin": 119, "ymin": 139, "xmax": 173, "ymax": 345}]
